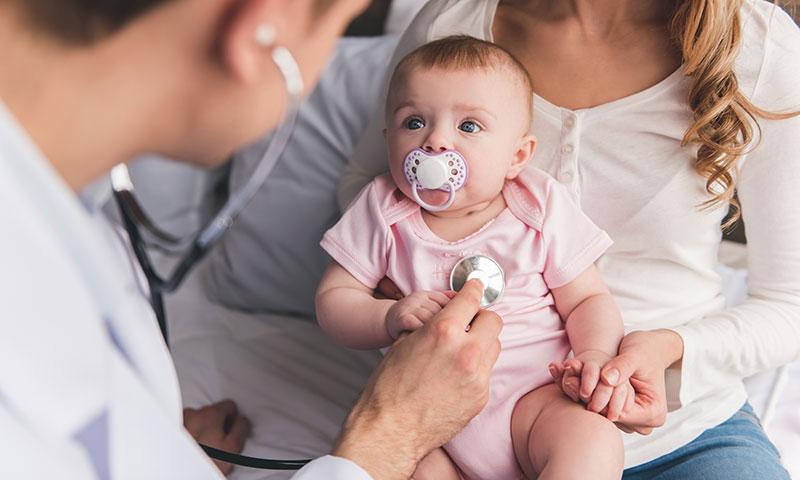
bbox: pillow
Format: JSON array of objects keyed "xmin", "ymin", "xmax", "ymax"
[{"xmin": 204, "ymin": 36, "xmax": 399, "ymax": 317}]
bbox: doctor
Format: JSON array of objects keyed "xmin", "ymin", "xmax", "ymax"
[{"xmin": 0, "ymin": 0, "xmax": 503, "ymax": 479}]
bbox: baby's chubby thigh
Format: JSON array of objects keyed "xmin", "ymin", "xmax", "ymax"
[
  {"xmin": 511, "ymin": 383, "xmax": 624, "ymax": 480},
  {"xmin": 443, "ymin": 332, "xmax": 570, "ymax": 479}
]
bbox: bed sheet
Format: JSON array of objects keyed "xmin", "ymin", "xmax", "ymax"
[
  {"xmin": 165, "ymin": 258, "xmax": 380, "ymax": 480},
  {"xmin": 164, "ymin": 243, "xmax": 798, "ymax": 479}
]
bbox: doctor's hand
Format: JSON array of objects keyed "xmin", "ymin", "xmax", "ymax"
[
  {"xmin": 334, "ymin": 279, "xmax": 502, "ymax": 480},
  {"xmin": 183, "ymin": 399, "xmax": 252, "ymax": 475}
]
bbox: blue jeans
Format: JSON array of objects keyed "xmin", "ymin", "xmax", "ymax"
[{"xmin": 623, "ymin": 403, "xmax": 789, "ymax": 480}]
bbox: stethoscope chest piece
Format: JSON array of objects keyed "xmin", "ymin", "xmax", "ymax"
[{"xmin": 449, "ymin": 255, "xmax": 505, "ymax": 307}]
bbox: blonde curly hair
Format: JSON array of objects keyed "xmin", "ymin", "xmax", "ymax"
[{"xmin": 671, "ymin": 0, "xmax": 799, "ymax": 229}]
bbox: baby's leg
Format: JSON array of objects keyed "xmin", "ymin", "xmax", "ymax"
[
  {"xmin": 511, "ymin": 383, "xmax": 624, "ymax": 480},
  {"xmin": 412, "ymin": 447, "xmax": 461, "ymax": 480}
]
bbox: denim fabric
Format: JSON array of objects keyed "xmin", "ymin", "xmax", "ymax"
[{"xmin": 623, "ymin": 403, "xmax": 789, "ymax": 480}]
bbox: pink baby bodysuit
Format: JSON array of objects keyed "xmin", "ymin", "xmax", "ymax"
[{"xmin": 320, "ymin": 168, "xmax": 612, "ymax": 480}]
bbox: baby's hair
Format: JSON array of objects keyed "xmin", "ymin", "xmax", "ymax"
[{"xmin": 387, "ymin": 35, "xmax": 533, "ymax": 128}]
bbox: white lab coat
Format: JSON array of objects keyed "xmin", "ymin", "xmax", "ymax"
[{"xmin": 0, "ymin": 102, "xmax": 370, "ymax": 479}]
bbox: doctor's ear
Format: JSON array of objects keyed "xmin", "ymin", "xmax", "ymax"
[
  {"xmin": 507, "ymin": 135, "xmax": 536, "ymax": 179},
  {"xmin": 219, "ymin": 0, "xmax": 292, "ymax": 84}
]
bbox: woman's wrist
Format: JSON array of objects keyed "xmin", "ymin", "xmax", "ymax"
[{"xmin": 652, "ymin": 328, "xmax": 684, "ymax": 369}]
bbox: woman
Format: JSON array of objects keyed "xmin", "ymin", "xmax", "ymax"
[
  {"xmin": 0, "ymin": 0, "xmax": 503, "ymax": 478},
  {"xmin": 339, "ymin": 0, "xmax": 800, "ymax": 477}
]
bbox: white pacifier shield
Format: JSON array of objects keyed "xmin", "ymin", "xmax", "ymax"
[
  {"xmin": 403, "ymin": 149, "xmax": 468, "ymax": 192},
  {"xmin": 417, "ymin": 159, "xmax": 450, "ymax": 189}
]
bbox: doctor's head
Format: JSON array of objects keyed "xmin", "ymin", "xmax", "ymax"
[
  {"xmin": 0, "ymin": 0, "xmax": 368, "ymax": 188},
  {"xmin": 384, "ymin": 36, "xmax": 536, "ymax": 216}
]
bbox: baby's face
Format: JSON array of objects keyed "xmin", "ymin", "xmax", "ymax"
[{"xmin": 386, "ymin": 66, "xmax": 533, "ymax": 214}]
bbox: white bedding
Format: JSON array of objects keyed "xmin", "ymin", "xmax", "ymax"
[
  {"xmin": 163, "ymin": 242, "xmax": 799, "ymax": 479},
  {"xmin": 166, "ymin": 257, "xmax": 378, "ymax": 480}
]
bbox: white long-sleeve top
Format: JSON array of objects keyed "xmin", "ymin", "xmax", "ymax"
[{"xmin": 338, "ymin": 0, "xmax": 800, "ymax": 468}]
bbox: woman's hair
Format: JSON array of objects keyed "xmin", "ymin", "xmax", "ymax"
[
  {"xmin": 670, "ymin": 0, "xmax": 799, "ymax": 228},
  {"xmin": 10, "ymin": 0, "xmax": 171, "ymax": 44}
]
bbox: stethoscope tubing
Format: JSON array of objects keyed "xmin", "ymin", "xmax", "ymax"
[{"xmin": 112, "ymin": 43, "xmax": 314, "ymax": 471}]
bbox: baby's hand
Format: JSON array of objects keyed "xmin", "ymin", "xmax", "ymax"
[
  {"xmin": 549, "ymin": 351, "xmax": 635, "ymax": 422},
  {"xmin": 385, "ymin": 290, "xmax": 453, "ymax": 339}
]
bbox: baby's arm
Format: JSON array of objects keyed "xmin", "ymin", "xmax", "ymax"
[
  {"xmin": 551, "ymin": 264, "xmax": 631, "ymax": 418},
  {"xmin": 315, "ymin": 262, "xmax": 396, "ymax": 350},
  {"xmin": 316, "ymin": 262, "xmax": 452, "ymax": 350}
]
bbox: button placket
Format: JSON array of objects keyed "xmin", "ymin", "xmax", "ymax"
[{"xmin": 559, "ymin": 110, "xmax": 581, "ymax": 197}]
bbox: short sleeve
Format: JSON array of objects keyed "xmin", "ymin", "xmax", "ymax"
[
  {"xmin": 321, "ymin": 180, "xmax": 391, "ymax": 288},
  {"xmin": 541, "ymin": 181, "xmax": 613, "ymax": 289}
]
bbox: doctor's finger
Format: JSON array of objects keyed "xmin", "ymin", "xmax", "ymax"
[
  {"xmin": 436, "ymin": 279, "xmax": 484, "ymax": 330},
  {"xmin": 465, "ymin": 309, "xmax": 502, "ymax": 342}
]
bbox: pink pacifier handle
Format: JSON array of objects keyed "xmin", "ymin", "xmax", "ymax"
[{"xmin": 411, "ymin": 181, "xmax": 457, "ymax": 212}]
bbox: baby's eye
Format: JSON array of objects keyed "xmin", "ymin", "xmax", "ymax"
[
  {"xmin": 459, "ymin": 121, "xmax": 481, "ymax": 133},
  {"xmin": 405, "ymin": 117, "xmax": 425, "ymax": 130}
]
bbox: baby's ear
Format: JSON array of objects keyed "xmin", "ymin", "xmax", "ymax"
[{"xmin": 507, "ymin": 135, "xmax": 536, "ymax": 179}]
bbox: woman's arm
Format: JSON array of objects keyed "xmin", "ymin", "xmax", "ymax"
[
  {"xmin": 669, "ymin": 13, "xmax": 800, "ymax": 407},
  {"xmin": 315, "ymin": 262, "xmax": 396, "ymax": 350},
  {"xmin": 594, "ymin": 10, "xmax": 800, "ymax": 431}
]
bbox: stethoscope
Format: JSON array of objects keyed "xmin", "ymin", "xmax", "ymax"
[
  {"xmin": 111, "ymin": 39, "xmax": 506, "ymax": 471},
  {"xmin": 112, "ymin": 41, "xmax": 312, "ymax": 470}
]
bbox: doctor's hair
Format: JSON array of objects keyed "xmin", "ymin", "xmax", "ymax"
[
  {"xmin": 387, "ymin": 35, "xmax": 534, "ymax": 128},
  {"xmin": 9, "ymin": 0, "xmax": 170, "ymax": 44},
  {"xmin": 10, "ymin": 0, "xmax": 345, "ymax": 45}
]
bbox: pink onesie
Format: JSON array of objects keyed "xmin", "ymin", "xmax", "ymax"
[{"xmin": 320, "ymin": 168, "xmax": 612, "ymax": 480}]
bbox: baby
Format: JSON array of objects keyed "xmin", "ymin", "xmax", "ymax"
[{"xmin": 316, "ymin": 36, "xmax": 628, "ymax": 480}]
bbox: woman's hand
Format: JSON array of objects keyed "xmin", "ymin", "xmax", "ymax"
[
  {"xmin": 374, "ymin": 276, "xmax": 403, "ymax": 300},
  {"xmin": 385, "ymin": 290, "xmax": 454, "ymax": 339},
  {"xmin": 550, "ymin": 329, "xmax": 683, "ymax": 434},
  {"xmin": 334, "ymin": 279, "xmax": 503, "ymax": 480},
  {"xmin": 549, "ymin": 350, "xmax": 635, "ymax": 422}
]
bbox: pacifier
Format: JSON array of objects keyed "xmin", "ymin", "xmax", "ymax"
[{"xmin": 403, "ymin": 148, "xmax": 469, "ymax": 212}]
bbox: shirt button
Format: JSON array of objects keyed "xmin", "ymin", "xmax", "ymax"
[
  {"xmin": 562, "ymin": 170, "xmax": 573, "ymax": 181},
  {"xmin": 564, "ymin": 117, "xmax": 575, "ymax": 129},
  {"xmin": 561, "ymin": 144, "xmax": 574, "ymax": 154}
]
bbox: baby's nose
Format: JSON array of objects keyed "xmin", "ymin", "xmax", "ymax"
[{"xmin": 422, "ymin": 129, "xmax": 451, "ymax": 153}]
